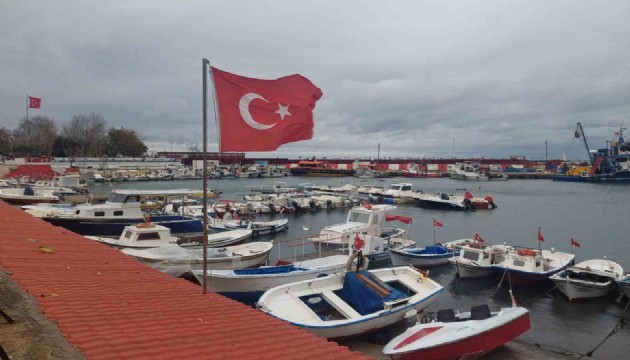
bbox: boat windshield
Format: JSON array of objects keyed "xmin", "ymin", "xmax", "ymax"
[{"xmin": 348, "ymin": 212, "xmax": 371, "ymax": 224}]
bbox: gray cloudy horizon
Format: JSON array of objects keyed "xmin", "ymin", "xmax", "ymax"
[{"xmin": 2, "ymin": 0, "xmax": 630, "ymax": 161}]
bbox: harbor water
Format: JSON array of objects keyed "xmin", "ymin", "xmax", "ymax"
[{"xmin": 90, "ymin": 177, "xmax": 630, "ymax": 359}]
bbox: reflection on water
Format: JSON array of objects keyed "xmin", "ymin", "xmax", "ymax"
[{"xmin": 91, "ymin": 177, "xmax": 630, "ymax": 358}]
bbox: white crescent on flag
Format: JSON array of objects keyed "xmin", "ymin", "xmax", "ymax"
[{"xmin": 239, "ymin": 93, "xmax": 276, "ymax": 130}]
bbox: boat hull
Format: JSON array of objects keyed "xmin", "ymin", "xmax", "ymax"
[
  {"xmin": 415, "ymin": 199, "xmax": 466, "ymax": 211},
  {"xmin": 387, "ymin": 311, "xmax": 531, "ymax": 360},
  {"xmin": 552, "ymin": 279, "xmax": 614, "ymax": 300},
  {"xmin": 42, "ymin": 215, "xmax": 203, "ymax": 237},
  {"xmin": 493, "ymin": 265, "xmax": 572, "ymax": 285},
  {"xmin": 451, "ymin": 260, "xmax": 494, "ymax": 279},
  {"xmin": 0, "ymin": 195, "xmax": 59, "ymax": 205},
  {"xmin": 390, "ymin": 249, "xmax": 458, "ymax": 267},
  {"xmin": 290, "ymin": 168, "xmax": 354, "ymax": 177}
]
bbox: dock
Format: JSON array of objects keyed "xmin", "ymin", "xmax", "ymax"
[{"xmin": 0, "ymin": 201, "xmax": 368, "ymax": 360}]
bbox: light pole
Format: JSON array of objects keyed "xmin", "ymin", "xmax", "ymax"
[{"xmin": 452, "ymin": 138, "xmax": 455, "ymax": 159}]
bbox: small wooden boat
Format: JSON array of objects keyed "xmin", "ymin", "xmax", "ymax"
[
  {"xmin": 449, "ymin": 243, "xmax": 511, "ymax": 278},
  {"xmin": 390, "ymin": 239, "xmax": 472, "ymax": 268},
  {"xmin": 257, "ymin": 266, "xmax": 443, "ymax": 339},
  {"xmin": 383, "ymin": 306, "xmax": 531, "ymax": 360},
  {"xmin": 224, "ymin": 218, "xmax": 289, "ymax": 236},
  {"xmin": 550, "ymin": 259, "xmax": 624, "ymax": 300},
  {"xmin": 121, "ymin": 242, "xmax": 273, "ymax": 277},
  {"xmin": 192, "ymin": 255, "xmax": 349, "ymax": 301},
  {"xmin": 616, "ymin": 274, "xmax": 630, "ymax": 298},
  {"xmin": 492, "ymin": 247, "xmax": 575, "ymax": 285}
]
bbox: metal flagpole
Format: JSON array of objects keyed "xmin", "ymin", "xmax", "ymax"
[
  {"xmin": 202, "ymin": 59, "xmax": 209, "ymax": 294},
  {"xmin": 433, "ymin": 218, "xmax": 436, "ymax": 245},
  {"xmin": 26, "ymin": 94, "xmax": 29, "ymax": 151}
]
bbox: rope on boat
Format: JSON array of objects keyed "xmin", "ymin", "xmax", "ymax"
[
  {"xmin": 492, "ymin": 268, "xmax": 509, "ymax": 297},
  {"xmin": 580, "ymin": 297, "xmax": 630, "ymax": 358}
]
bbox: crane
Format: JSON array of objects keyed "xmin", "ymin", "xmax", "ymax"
[{"xmin": 574, "ymin": 122, "xmax": 593, "ymax": 163}]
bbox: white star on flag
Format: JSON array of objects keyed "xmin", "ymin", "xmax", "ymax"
[{"xmin": 275, "ymin": 103, "xmax": 291, "ymax": 120}]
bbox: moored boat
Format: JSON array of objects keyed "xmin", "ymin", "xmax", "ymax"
[
  {"xmin": 383, "ymin": 306, "xmax": 531, "ymax": 360},
  {"xmin": 550, "ymin": 259, "xmax": 624, "ymax": 300},
  {"xmin": 449, "ymin": 242, "xmax": 511, "ymax": 279},
  {"xmin": 390, "ymin": 239, "xmax": 471, "ymax": 268},
  {"xmin": 224, "ymin": 218, "xmax": 289, "ymax": 236},
  {"xmin": 616, "ymin": 274, "xmax": 630, "ymax": 298},
  {"xmin": 121, "ymin": 241, "xmax": 273, "ymax": 277},
  {"xmin": 493, "ymin": 247, "xmax": 575, "ymax": 285},
  {"xmin": 0, "ymin": 187, "xmax": 60, "ymax": 205},
  {"xmin": 192, "ymin": 255, "xmax": 349, "ymax": 301},
  {"xmin": 257, "ymin": 266, "xmax": 443, "ymax": 339}
]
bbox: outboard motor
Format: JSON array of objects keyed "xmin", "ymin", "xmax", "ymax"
[
  {"xmin": 309, "ymin": 199, "xmax": 317, "ymax": 210},
  {"xmin": 326, "ymin": 199, "xmax": 333, "ymax": 211},
  {"xmin": 485, "ymin": 196, "xmax": 497, "ymax": 209},
  {"xmin": 463, "ymin": 197, "xmax": 474, "ymax": 211}
]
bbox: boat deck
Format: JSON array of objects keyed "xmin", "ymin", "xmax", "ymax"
[{"xmin": 0, "ymin": 201, "xmax": 368, "ymax": 360}]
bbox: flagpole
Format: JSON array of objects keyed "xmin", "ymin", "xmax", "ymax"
[
  {"xmin": 202, "ymin": 58, "xmax": 209, "ymax": 294},
  {"xmin": 433, "ymin": 218, "xmax": 436, "ymax": 245},
  {"xmin": 26, "ymin": 94, "xmax": 29, "ymax": 155},
  {"xmin": 538, "ymin": 227, "xmax": 541, "ymax": 252}
]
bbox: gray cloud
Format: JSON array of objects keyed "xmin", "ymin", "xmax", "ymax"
[{"xmin": 2, "ymin": 0, "xmax": 630, "ymax": 161}]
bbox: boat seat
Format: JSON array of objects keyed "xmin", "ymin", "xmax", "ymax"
[
  {"xmin": 471, "ymin": 305, "xmax": 491, "ymax": 320},
  {"xmin": 437, "ymin": 308, "xmax": 456, "ymax": 323}
]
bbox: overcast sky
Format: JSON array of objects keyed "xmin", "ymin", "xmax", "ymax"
[{"xmin": 2, "ymin": 1, "xmax": 630, "ymax": 160}]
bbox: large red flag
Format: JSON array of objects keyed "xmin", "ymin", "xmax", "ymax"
[
  {"xmin": 537, "ymin": 228, "xmax": 545, "ymax": 243},
  {"xmin": 570, "ymin": 238, "xmax": 581, "ymax": 248},
  {"xmin": 433, "ymin": 219, "xmax": 443, "ymax": 228},
  {"xmin": 28, "ymin": 96, "xmax": 41, "ymax": 109},
  {"xmin": 211, "ymin": 67, "xmax": 323, "ymax": 152}
]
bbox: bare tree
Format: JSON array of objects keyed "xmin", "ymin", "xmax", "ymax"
[
  {"xmin": 63, "ymin": 113, "xmax": 107, "ymax": 156},
  {"xmin": 0, "ymin": 127, "xmax": 12, "ymax": 154},
  {"xmin": 12, "ymin": 116, "xmax": 58, "ymax": 154}
]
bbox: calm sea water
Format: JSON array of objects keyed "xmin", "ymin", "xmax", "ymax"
[{"xmin": 90, "ymin": 177, "xmax": 630, "ymax": 359}]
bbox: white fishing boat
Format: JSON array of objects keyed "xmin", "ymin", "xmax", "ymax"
[
  {"xmin": 121, "ymin": 241, "xmax": 273, "ymax": 277},
  {"xmin": 22, "ymin": 203, "xmax": 76, "ymax": 218},
  {"xmin": 390, "ymin": 239, "xmax": 472, "ymax": 268},
  {"xmin": 449, "ymin": 162, "xmax": 508, "ymax": 181},
  {"xmin": 257, "ymin": 266, "xmax": 443, "ymax": 339},
  {"xmin": 492, "ymin": 247, "xmax": 575, "ymax": 285},
  {"xmin": 383, "ymin": 183, "xmax": 416, "ymax": 199},
  {"xmin": 550, "ymin": 259, "xmax": 624, "ymax": 300},
  {"xmin": 0, "ymin": 187, "xmax": 60, "ymax": 205},
  {"xmin": 383, "ymin": 306, "xmax": 531, "ymax": 359},
  {"xmin": 414, "ymin": 192, "xmax": 470, "ymax": 211},
  {"xmin": 192, "ymin": 255, "xmax": 349, "ymax": 301},
  {"xmin": 449, "ymin": 242, "xmax": 511, "ymax": 278}
]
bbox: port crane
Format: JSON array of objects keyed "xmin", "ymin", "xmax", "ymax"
[{"xmin": 574, "ymin": 122, "xmax": 593, "ymax": 163}]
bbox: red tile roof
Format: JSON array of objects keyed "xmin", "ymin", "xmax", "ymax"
[
  {"xmin": 3, "ymin": 164, "xmax": 60, "ymax": 180},
  {"xmin": 0, "ymin": 201, "xmax": 370, "ymax": 360}
]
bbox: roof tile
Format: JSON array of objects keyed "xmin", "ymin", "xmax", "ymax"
[{"xmin": 0, "ymin": 201, "xmax": 371, "ymax": 360}]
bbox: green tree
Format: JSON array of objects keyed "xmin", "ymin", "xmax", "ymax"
[
  {"xmin": 103, "ymin": 127, "xmax": 148, "ymax": 157},
  {"xmin": 63, "ymin": 113, "xmax": 107, "ymax": 156},
  {"xmin": 0, "ymin": 127, "xmax": 12, "ymax": 154},
  {"xmin": 12, "ymin": 116, "xmax": 58, "ymax": 155}
]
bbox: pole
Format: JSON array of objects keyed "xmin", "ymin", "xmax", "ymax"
[
  {"xmin": 545, "ymin": 139, "xmax": 548, "ymax": 171},
  {"xmin": 433, "ymin": 219, "xmax": 436, "ymax": 245},
  {"xmin": 26, "ymin": 94, "xmax": 29, "ymax": 158},
  {"xmin": 202, "ymin": 59, "xmax": 209, "ymax": 294},
  {"xmin": 452, "ymin": 138, "xmax": 455, "ymax": 159}
]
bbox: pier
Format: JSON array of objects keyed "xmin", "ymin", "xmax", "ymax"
[{"xmin": 0, "ymin": 201, "xmax": 367, "ymax": 360}]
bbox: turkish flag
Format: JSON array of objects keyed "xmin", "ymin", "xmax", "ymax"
[
  {"xmin": 433, "ymin": 219, "xmax": 443, "ymax": 228},
  {"xmin": 570, "ymin": 238, "xmax": 581, "ymax": 248},
  {"xmin": 537, "ymin": 228, "xmax": 545, "ymax": 243},
  {"xmin": 28, "ymin": 96, "xmax": 41, "ymax": 109},
  {"xmin": 474, "ymin": 233, "xmax": 485, "ymax": 243},
  {"xmin": 211, "ymin": 67, "xmax": 323, "ymax": 152}
]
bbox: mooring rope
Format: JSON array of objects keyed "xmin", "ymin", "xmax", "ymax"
[{"xmin": 579, "ymin": 297, "xmax": 630, "ymax": 358}]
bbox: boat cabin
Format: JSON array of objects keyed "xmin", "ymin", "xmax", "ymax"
[
  {"xmin": 114, "ymin": 223, "xmax": 178, "ymax": 248},
  {"xmin": 346, "ymin": 204, "xmax": 397, "ymax": 237},
  {"xmin": 388, "ymin": 183, "xmax": 413, "ymax": 192},
  {"xmin": 496, "ymin": 248, "xmax": 546, "ymax": 272}
]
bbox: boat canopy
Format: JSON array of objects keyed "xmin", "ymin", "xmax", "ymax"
[
  {"xmin": 337, "ymin": 270, "xmax": 407, "ymax": 315},
  {"xmin": 385, "ymin": 215, "xmax": 412, "ymax": 224}
]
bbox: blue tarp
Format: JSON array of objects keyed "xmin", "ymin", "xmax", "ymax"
[
  {"xmin": 337, "ymin": 270, "xmax": 407, "ymax": 315},
  {"xmin": 234, "ymin": 264, "xmax": 305, "ymax": 275},
  {"xmin": 404, "ymin": 246, "xmax": 449, "ymax": 255}
]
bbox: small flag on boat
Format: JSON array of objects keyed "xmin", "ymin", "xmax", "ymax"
[
  {"xmin": 353, "ymin": 234, "xmax": 365, "ymax": 251},
  {"xmin": 433, "ymin": 219, "xmax": 443, "ymax": 228},
  {"xmin": 28, "ymin": 96, "xmax": 41, "ymax": 109},
  {"xmin": 474, "ymin": 233, "xmax": 485, "ymax": 243},
  {"xmin": 537, "ymin": 228, "xmax": 545, "ymax": 243},
  {"xmin": 570, "ymin": 237, "xmax": 581, "ymax": 248}
]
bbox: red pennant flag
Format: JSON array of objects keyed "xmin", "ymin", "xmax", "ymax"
[
  {"xmin": 353, "ymin": 233, "xmax": 365, "ymax": 251},
  {"xmin": 464, "ymin": 191, "xmax": 473, "ymax": 199},
  {"xmin": 211, "ymin": 67, "xmax": 323, "ymax": 152},
  {"xmin": 28, "ymin": 96, "xmax": 41, "ymax": 109},
  {"xmin": 433, "ymin": 219, "xmax": 443, "ymax": 228},
  {"xmin": 570, "ymin": 238, "xmax": 581, "ymax": 248},
  {"xmin": 537, "ymin": 228, "xmax": 545, "ymax": 243},
  {"xmin": 474, "ymin": 233, "xmax": 485, "ymax": 243}
]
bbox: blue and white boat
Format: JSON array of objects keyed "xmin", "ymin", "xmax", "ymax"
[
  {"xmin": 492, "ymin": 247, "xmax": 575, "ymax": 285},
  {"xmin": 192, "ymin": 255, "xmax": 349, "ymax": 301},
  {"xmin": 390, "ymin": 239, "xmax": 471, "ymax": 267},
  {"xmin": 40, "ymin": 189, "xmax": 203, "ymax": 237},
  {"xmin": 257, "ymin": 266, "xmax": 443, "ymax": 339}
]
